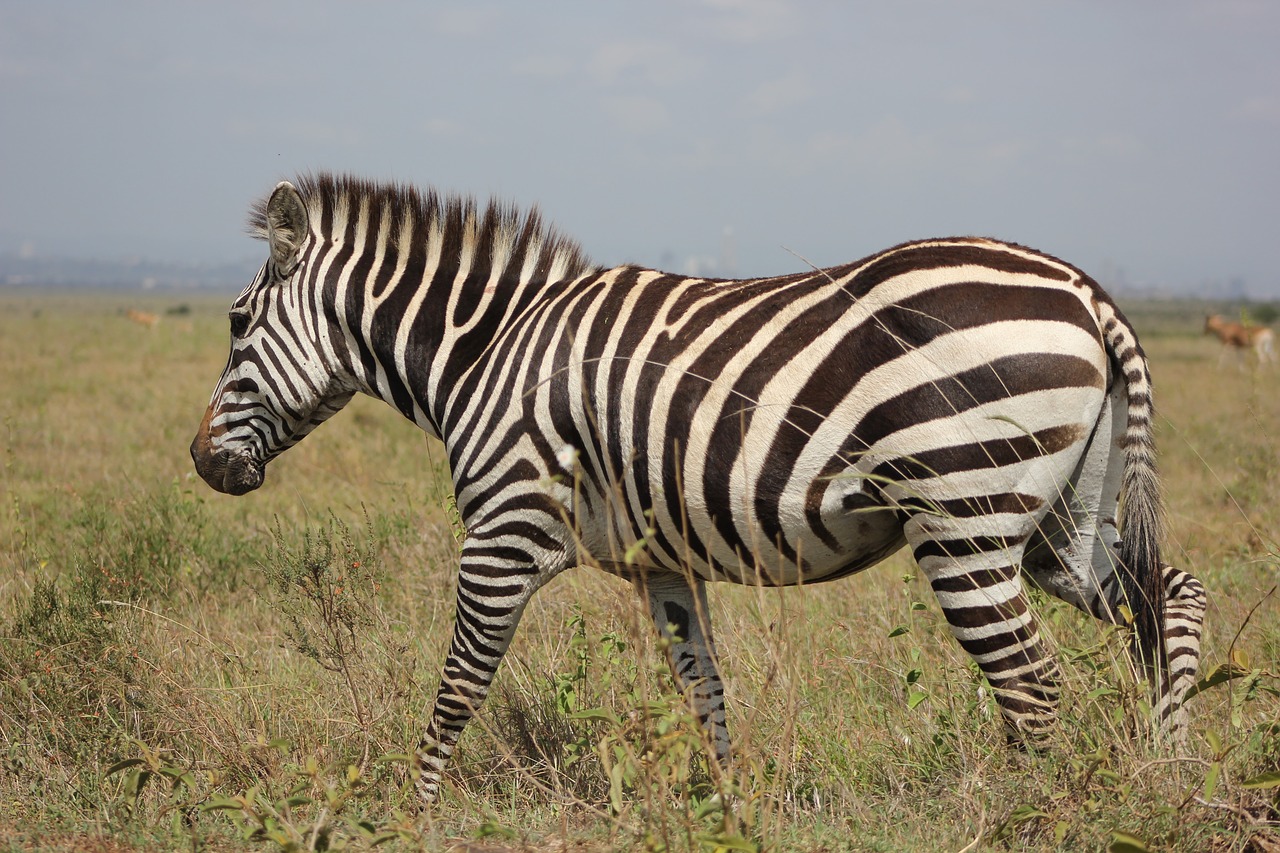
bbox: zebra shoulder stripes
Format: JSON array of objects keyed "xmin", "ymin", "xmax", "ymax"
[{"xmin": 191, "ymin": 174, "xmax": 1206, "ymax": 804}]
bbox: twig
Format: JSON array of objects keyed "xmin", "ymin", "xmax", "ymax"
[
  {"xmin": 96, "ymin": 599, "xmax": 243, "ymax": 663},
  {"xmin": 955, "ymin": 811, "xmax": 987, "ymax": 853},
  {"xmin": 1134, "ymin": 756, "xmax": 1213, "ymax": 774},
  {"xmin": 1193, "ymin": 796, "xmax": 1280, "ymax": 828},
  {"xmin": 1226, "ymin": 585, "xmax": 1278, "ymax": 670}
]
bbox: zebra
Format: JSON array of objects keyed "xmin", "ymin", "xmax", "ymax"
[{"xmin": 191, "ymin": 173, "xmax": 1206, "ymax": 803}]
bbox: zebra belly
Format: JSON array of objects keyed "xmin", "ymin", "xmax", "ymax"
[
  {"xmin": 758, "ymin": 502, "xmax": 908, "ymax": 585},
  {"xmin": 581, "ymin": 508, "xmax": 907, "ymax": 587},
  {"xmin": 572, "ymin": 461, "xmax": 908, "ymax": 587}
]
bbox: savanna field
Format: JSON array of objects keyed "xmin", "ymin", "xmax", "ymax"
[{"xmin": 0, "ymin": 291, "xmax": 1277, "ymax": 852}]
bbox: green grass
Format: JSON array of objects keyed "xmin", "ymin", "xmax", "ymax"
[{"xmin": 1, "ymin": 291, "xmax": 1277, "ymax": 851}]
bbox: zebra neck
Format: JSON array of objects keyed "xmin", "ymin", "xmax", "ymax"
[
  {"xmin": 332, "ymin": 241, "xmax": 586, "ymax": 440},
  {"xmin": 287, "ymin": 173, "xmax": 596, "ymax": 438},
  {"xmin": 428, "ymin": 264, "xmax": 567, "ymax": 423}
]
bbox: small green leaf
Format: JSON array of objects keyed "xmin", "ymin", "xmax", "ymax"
[
  {"xmin": 1241, "ymin": 771, "xmax": 1280, "ymax": 789},
  {"xmin": 570, "ymin": 707, "xmax": 622, "ymax": 725},
  {"xmin": 123, "ymin": 769, "xmax": 152, "ymax": 800},
  {"xmin": 609, "ymin": 760, "xmax": 626, "ymax": 815},
  {"xmin": 907, "ymin": 690, "xmax": 928, "ymax": 710},
  {"xmin": 1184, "ymin": 662, "xmax": 1249, "ymax": 702},
  {"xmin": 105, "ymin": 758, "xmax": 146, "ymax": 776},
  {"xmin": 695, "ymin": 830, "xmax": 758, "ymax": 851},
  {"xmin": 263, "ymin": 828, "xmax": 293, "ymax": 846},
  {"xmin": 1202, "ymin": 762, "xmax": 1221, "ymax": 800},
  {"xmin": 693, "ymin": 793, "xmax": 725, "ymax": 820},
  {"xmin": 1109, "ymin": 831, "xmax": 1151, "ymax": 852},
  {"xmin": 1008, "ymin": 803, "xmax": 1048, "ymax": 823},
  {"xmin": 473, "ymin": 819, "xmax": 517, "ymax": 840},
  {"xmin": 1205, "ymin": 730, "xmax": 1223, "ymax": 754},
  {"xmin": 888, "ymin": 625, "xmax": 910, "ymax": 638},
  {"xmin": 201, "ymin": 796, "xmax": 248, "ymax": 812}
]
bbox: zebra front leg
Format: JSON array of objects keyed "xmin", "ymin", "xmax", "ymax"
[
  {"xmin": 642, "ymin": 571, "xmax": 730, "ymax": 768},
  {"xmin": 414, "ymin": 540, "xmax": 549, "ymax": 804}
]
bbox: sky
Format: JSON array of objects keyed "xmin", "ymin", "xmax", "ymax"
[{"xmin": 2, "ymin": 1, "xmax": 1278, "ymax": 296}]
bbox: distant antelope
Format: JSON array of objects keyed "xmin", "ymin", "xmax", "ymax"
[
  {"xmin": 1204, "ymin": 314, "xmax": 1275, "ymax": 368},
  {"xmin": 125, "ymin": 308, "xmax": 160, "ymax": 329}
]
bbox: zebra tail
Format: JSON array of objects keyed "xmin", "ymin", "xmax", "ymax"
[{"xmin": 1103, "ymin": 304, "xmax": 1168, "ymax": 680}]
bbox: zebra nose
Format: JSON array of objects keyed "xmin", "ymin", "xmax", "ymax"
[
  {"xmin": 190, "ymin": 435, "xmax": 227, "ymax": 492},
  {"xmin": 191, "ymin": 405, "xmax": 220, "ymax": 484}
]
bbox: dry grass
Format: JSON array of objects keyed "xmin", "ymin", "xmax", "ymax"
[{"xmin": 0, "ymin": 291, "xmax": 1277, "ymax": 852}]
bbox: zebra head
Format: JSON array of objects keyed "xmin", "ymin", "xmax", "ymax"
[{"xmin": 191, "ymin": 181, "xmax": 354, "ymax": 495}]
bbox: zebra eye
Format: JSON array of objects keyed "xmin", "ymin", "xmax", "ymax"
[{"xmin": 229, "ymin": 311, "xmax": 251, "ymax": 338}]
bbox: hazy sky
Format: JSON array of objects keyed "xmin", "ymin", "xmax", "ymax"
[{"xmin": 2, "ymin": 2, "xmax": 1278, "ymax": 295}]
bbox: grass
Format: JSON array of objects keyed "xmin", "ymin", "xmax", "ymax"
[{"xmin": 0, "ymin": 290, "xmax": 1277, "ymax": 851}]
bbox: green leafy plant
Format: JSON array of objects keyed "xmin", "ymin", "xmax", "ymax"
[{"xmin": 264, "ymin": 513, "xmax": 410, "ymax": 770}]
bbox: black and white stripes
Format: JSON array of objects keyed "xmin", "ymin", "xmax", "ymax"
[{"xmin": 192, "ymin": 173, "xmax": 1205, "ymax": 803}]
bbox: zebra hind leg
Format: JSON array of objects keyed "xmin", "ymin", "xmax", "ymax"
[
  {"xmin": 905, "ymin": 513, "xmax": 1062, "ymax": 742},
  {"xmin": 1077, "ymin": 563, "xmax": 1204, "ymax": 745},
  {"xmin": 1154, "ymin": 565, "xmax": 1206, "ymax": 744},
  {"xmin": 642, "ymin": 571, "xmax": 731, "ymax": 769},
  {"xmin": 1023, "ymin": 524, "xmax": 1206, "ymax": 746}
]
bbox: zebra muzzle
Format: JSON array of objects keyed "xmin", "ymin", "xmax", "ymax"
[
  {"xmin": 190, "ymin": 437, "xmax": 264, "ymax": 496},
  {"xmin": 221, "ymin": 452, "xmax": 264, "ymax": 495},
  {"xmin": 191, "ymin": 406, "xmax": 265, "ymax": 496}
]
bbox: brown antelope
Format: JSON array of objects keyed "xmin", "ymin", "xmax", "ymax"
[
  {"xmin": 125, "ymin": 308, "xmax": 160, "ymax": 329},
  {"xmin": 1204, "ymin": 314, "xmax": 1275, "ymax": 368}
]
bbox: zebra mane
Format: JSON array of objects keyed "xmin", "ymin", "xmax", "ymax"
[{"xmin": 247, "ymin": 172, "xmax": 597, "ymax": 284}]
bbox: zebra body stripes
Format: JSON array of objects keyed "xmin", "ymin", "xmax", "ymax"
[{"xmin": 191, "ymin": 174, "xmax": 1206, "ymax": 803}]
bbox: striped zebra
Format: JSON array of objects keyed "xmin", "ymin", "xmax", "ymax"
[{"xmin": 191, "ymin": 174, "xmax": 1206, "ymax": 803}]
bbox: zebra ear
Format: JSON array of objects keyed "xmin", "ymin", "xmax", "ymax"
[{"xmin": 265, "ymin": 181, "xmax": 309, "ymax": 271}]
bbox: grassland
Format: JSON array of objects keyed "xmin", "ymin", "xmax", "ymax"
[{"xmin": 0, "ymin": 290, "xmax": 1277, "ymax": 852}]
